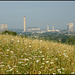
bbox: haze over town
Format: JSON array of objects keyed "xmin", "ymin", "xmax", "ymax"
[{"xmin": 0, "ymin": 1, "xmax": 75, "ymax": 30}]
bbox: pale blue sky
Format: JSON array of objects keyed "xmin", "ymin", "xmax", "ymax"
[{"xmin": 0, "ymin": 1, "xmax": 75, "ymax": 30}]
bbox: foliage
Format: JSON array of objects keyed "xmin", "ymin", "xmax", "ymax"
[
  {"xmin": 2, "ymin": 30, "xmax": 17, "ymax": 36},
  {"xmin": 66, "ymin": 37, "xmax": 75, "ymax": 45},
  {"xmin": 19, "ymin": 34, "xmax": 28, "ymax": 38},
  {"xmin": 26, "ymin": 32, "xmax": 75, "ymax": 45}
]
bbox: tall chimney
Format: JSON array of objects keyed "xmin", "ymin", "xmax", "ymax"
[{"xmin": 24, "ymin": 16, "xmax": 26, "ymax": 32}]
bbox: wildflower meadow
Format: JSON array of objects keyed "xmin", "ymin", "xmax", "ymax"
[{"xmin": 0, "ymin": 34, "xmax": 75, "ymax": 74}]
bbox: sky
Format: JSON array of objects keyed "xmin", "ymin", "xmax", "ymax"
[{"xmin": 0, "ymin": 1, "xmax": 75, "ymax": 30}]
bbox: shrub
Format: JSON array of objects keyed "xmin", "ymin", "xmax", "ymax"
[
  {"xmin": 2, "ymin": 30, "xmax": 17, "ymax": 36},
  {"xmin": 66, "ymin": 37, "xmax": 75, "ymax": 45}
]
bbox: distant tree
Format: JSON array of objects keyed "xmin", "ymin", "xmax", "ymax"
[
  {"xmin": 66, "ymin": 37, "xmax": 75, "ymax": 45},
  {"xmin": 19, "ymin": 34, "xmax": 27, "ymax": 38},
  {"xmin": 2, "ymin": 30, "xmax": 17, "ymax": 36},
  {"xmin": 61, "ymin": 36, "xmax": 68, "ymax": 43}
]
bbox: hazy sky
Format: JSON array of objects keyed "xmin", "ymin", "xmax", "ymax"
[{"xmin": 0, "ymin": 1, "xmax": 75, "ymax": 30}]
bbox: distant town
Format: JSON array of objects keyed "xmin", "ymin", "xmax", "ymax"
[{"xmin": 0, "ymin": 16, "xmax": 75, "ymax": 36}]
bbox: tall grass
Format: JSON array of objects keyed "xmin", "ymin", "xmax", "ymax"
[{"xmin": 0, "ymin": 34, "xmax": 75, "ymax": 74}]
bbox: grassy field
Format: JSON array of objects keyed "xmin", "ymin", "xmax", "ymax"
[{"xmin": 0, "ymin": 34, "xmax": 75, "ymax": 74}]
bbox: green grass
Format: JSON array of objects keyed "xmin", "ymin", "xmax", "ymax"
[{"xmin": 0, "ymin": 34, "xmax": 75, "ymax": 74}]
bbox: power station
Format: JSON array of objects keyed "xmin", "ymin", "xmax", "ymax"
[
  {"xmin": 0, "ymin": 16, "xmax": 75, "ymax": 35},
  {"xmin": 19, "ymin": 16, "xmax": 75, "ymax": 34}
]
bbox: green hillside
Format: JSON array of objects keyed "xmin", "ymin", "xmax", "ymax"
[{"xmin": 0, "ymin": 34, "xmax": 75, "ymax": 74}]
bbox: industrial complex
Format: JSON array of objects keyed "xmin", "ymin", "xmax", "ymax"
[
  {"xmin": 23, "ymin": 16, "xmax": 60, "ymax": 33},
  {"xmin": 0, "ymin": 16, "xmax": 75, "ymax": 35},
  {"xmin": 23, "ymin": 16, "xmax": 75, "ymax": 34}
]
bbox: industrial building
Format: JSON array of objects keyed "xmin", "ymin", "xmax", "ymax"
[
  {"xmin": 67, "ymin": 23, "xmax": 74, "ymax": 31},
  {"xmin": 47, "ymin": 25, "xmax": 60, "ymax": 32},
  {"xmin": 27, "ymin": 27, "xmax": 40, "ymax": 32},
  {"xmin": 0, "ymin": 24, "xmax": 8, "ymax": 32},
  {"xmin": 67, "ymin": 23, "xmax": 75, "ymax": 35}
]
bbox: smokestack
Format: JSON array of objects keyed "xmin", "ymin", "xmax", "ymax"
[{"xmin": 24, "ymin": 16, "xmax": 26, "ymax": 32}]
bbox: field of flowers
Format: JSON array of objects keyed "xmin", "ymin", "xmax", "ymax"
[{"xmin": 0, "ymin": 34, "xmax": 75, "ymax": 74}]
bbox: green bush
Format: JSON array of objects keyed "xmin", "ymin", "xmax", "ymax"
[
  {"xmin": 66, "ymin": 37, "xmax": 75, "ymax": 45},
  {"xmin": 19, "ymin": 35, "xmax": 28, "ymax": 38},
  {"xmin": 2, "ymin": 30, "xmax": 17, "ymax": 36}
]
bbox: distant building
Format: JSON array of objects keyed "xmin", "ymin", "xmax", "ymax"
[
  {"xmin": 46, "ymin": 25, "xmax": 60, "ymax": 32},
  {"xmin": 36, "ymin": 31, "xmax": 46, "ymax": 33},
  {"xmin": 67, "ymin": 23, "xmax": 75, "ymax": 35},
  {"xmin": 27, "ymin": 27, "xmax": 40, "ymax": 32},
  {"xmin": 47, "ymin": 25, "xmax": 49, "ymax": 32},
  {"xmin": 0, "ymin": 24, "xmax": 8, "ymax": 32},
  {"xmin": 4, "ymin": 24, "xmax": 8, "ymax": 30},
  {"xmin": 67, "ymin": 23, "xmax": 74, "ymax": 31}
]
